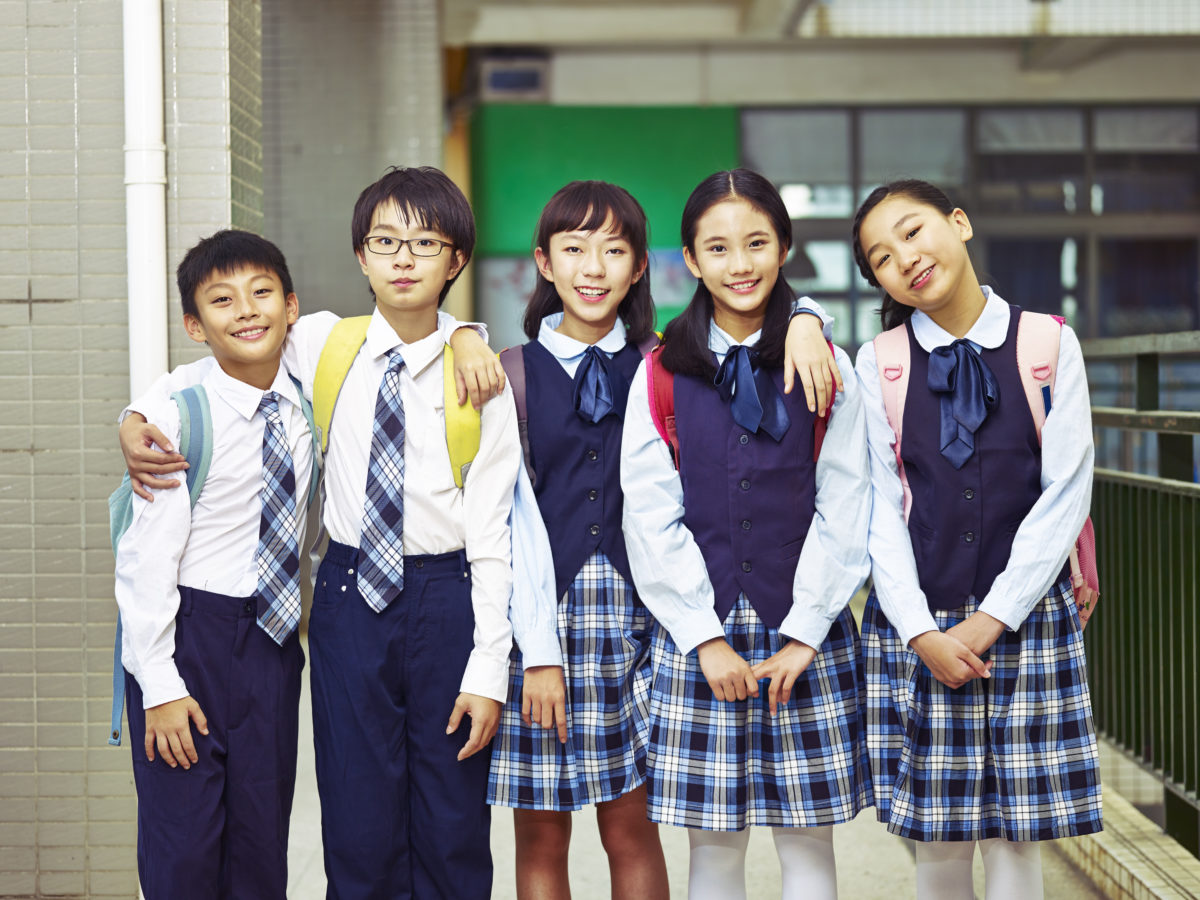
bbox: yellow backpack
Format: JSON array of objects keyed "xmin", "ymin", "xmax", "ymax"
[{"xmin": 312, "ymin": 316, "xmax": 480, "ymax": 488}]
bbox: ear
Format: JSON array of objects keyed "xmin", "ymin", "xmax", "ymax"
[
  {"xmin": 447, "ymin": 248, "xmax": 467, "ymax": 281},
  {"xmin": 950, "ymin": 208, "xmax": 974, "ymax": 243},
  {"xmin": 534, "ymin": 246, "xmax": 554, "ymax": 283},
  {"xmin": 356, "ymin": 248, "xmax": 369, "ymax": 275},
  {"xmin": 183, "ymin": 313, "xmax": 208, "ymax": 345},
  {"xmin": 631, "ymin": 254, "xmax": 648, "ymax": 285},
  {"xmin": 284, "ymin": 292, "xmax": 299, "ymax": 325},
  {"xmin": 777, "ymin": 242, "xmax": 790, "ymax": 269},
  {"xmin": 682, "ymin": 246, "xmax": 702, "ymax": 280}
]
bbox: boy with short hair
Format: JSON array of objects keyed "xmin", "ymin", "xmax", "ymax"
[
  {"xmin": 115, "ymin": 230, "xmax": 312, "ymax": 898},
  {"xmin": 121, "ymin": 167, "xmax": 521, "ymax": 898}
]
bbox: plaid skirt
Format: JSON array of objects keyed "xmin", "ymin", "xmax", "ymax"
[
  {"xmin": 861, "ymin": 581, "xmax": 1103, "ymax": 842},
  {"xmin": 646, "ymin": 595, "xmax": 871, "ymax": 831},
  {"xmin": 487, "ymin": 551, "xmax": 655, "ymax": 811}
]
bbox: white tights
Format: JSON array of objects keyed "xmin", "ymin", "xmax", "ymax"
[
  {"xmin": 914, "ymin": 839, "xmax": 1043, "ymax": 900},
  {"xmin": 687, "ymin": 825, "xmax": 837, "ymax": 900}
]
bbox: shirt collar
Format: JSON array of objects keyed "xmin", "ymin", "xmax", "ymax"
[
  {"xmin": 365, "ymin": 308, "xmax": 445, "ymax": 377},
  {"xmin": 205, "ymin": 361, "xmax": 302, "ymax": 421},
  {"xmin": 536, "ymin": 313, "xmax": 628, "ymax": 361},
  {"xmin": 708, "ymin": 318, "xmax": 762, "ymax": 360},
  {"xmin": 910, "ymin": 285, "xmax": 1010, "ymax": 353}
]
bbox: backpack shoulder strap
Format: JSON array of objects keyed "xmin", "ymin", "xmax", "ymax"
[
  {"xmin": 312, "ymin": 315, "xmax": 371, "ymax": 454},
  {"xmin": 873, "ymin": 325, "xmax": 912, "ymax": 522},
  {"xmin": 442, "ymin": 345, "xmax": 481, "ymax": 489},
  {"xmin": 1015, "ymin": 310, "xmax": 1063, "ymax": 440},
  {"xmin": 288, "ymin": 374, "xmax": 321, "ymax": 508},
  {"xmin": 646, "ymin": 345, "xmax": 679, "ymax": 469},
  {"xmin": 498, "ymin": 346, "xmax": 534, "ymax": 485},
  {"xmin": 109, "ymin": 385, "xmax": 210, "ymax": 747},
  {"xmin": 635, "ymin": 332, "xmax": 662, "ymax": 357}
]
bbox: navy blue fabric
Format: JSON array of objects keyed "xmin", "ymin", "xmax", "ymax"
[
  {"xmin": 901, "ymin": 310, "xmax": 1045, "ymax": 611},
  {"xmin": 674, "ymin": 368, "xmax": 817, "ymax": 629},
  {"xmin": 124, "ymin": 585, "xmax": 303, "ymax": 900},
  {"xmin": 571, "ymin": 344, "xmax": 616, "ymax": 424},
  {"xmin": 927, "ymin": 339, "xmax": 1000, "ymax": 469},
  {"xmin": 524, "ymin": 339, "xmax": 641, "ymax": 600},
  {"xmin": 713, "ymin": 345, "xmax": 790, "ymax": 441},
  {"xmin": 309, "ymin": 541, "xmax": 491, "ymax": 900}
]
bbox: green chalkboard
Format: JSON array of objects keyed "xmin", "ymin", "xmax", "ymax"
[{"xmin": 470, "ymin": 105, "xmax": 740, "ymax": 257}]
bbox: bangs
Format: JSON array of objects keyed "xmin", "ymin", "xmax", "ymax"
[{"xmin": 536, "ymin": 181, "xmax": 649, "ymax": 258}]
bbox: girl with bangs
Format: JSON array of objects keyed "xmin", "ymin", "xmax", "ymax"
[
  {"xmin": 488, "ymin": 179, "xmax": 837, "ymax": 898},
  {"xmin": 621, "ymin": 169, "xmax": 872, "ymax": 900}
]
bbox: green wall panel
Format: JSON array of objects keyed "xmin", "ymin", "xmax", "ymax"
[{"xmin": 470, "ymin": 105, "xmax": 740, "ymax": 257}]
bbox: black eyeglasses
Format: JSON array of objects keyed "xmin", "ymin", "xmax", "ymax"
[{"xmin": 363, "ymin": 236, "xmax": 454, "ymax": 258}]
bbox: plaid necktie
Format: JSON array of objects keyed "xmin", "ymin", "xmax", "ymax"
[
  {"xmin": 254, "ymin": 392, "xmax": 302, "ymax": 644},
  {"xmin": 358, "ymin": 350, "xmax": 407, "ymax": 612}
]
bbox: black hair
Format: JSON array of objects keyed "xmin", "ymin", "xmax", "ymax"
[
  {"xmin": 660, "ymin": 168, "xmax": 794, "ymax": 378},
  {"xmin": 852, "ymin": 179, "xmax": 958, "ymax": 331},
  {"xmin": 350, "ymin": 166, "xmax": 476, "ymax": 304},
  {"xmin": 522, "ymin": 181, "xmax": 655, "ymax": 344},
  {"xmin": 176, "ymin": 229, "xmax": 294, "ymax": 320}
]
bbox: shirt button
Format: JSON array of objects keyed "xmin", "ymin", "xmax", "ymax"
[
  {"xmin": 739, "ymin": 479, "xmax": 751, "ymax": 491},
  {"xmin": 739, "ymin": 434, "xmax": 749, "ymax": 445},
  {"xmin": 588, "ymin": 490, "xmax": 598, "ymax": 501},
  {"xmin": 589, "ymin": 524, "xmax": 601, "ymax": 536},
  {"xmin": 742, "ymin": 561, "xmax": 752, "ymax": 572},
  {"xmin": 741, "ymin": 519, "xmax": 752, "ymax": 531},
  {"xmin": 587, "ymin": 449, "xmax": 598, "ymax": 461},
  {"xmin": 963, "ymin": 531, "xmax": 975, "ymax": 543},
  {"xmin": 963, "ymin": 489, "xmax": 975, "ymax": 501}
]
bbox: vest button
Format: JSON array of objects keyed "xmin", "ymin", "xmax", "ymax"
[
  {"xmin": 741, "ymin": 519, "xmax": 752, "ymax": 531},
  {"xmin": 243, "ymin": 601, "xmax": 253, "ymax": 614},
  {"xmin": 739, "ymin": 479, "xmax": 751, "ymax": 491},
  {"xmin": 963, "ymin": 531, "xmax": 975, "ymax": 543},
  {"xmin": 589, "ymin": 524, "xmax": 601, "ymax": 536},
  {"xmin": 741, "ymin": 561, "xmax": 752, "ymax": 572},
  {"xmin": 588, "ymin": 490, "xmax": 598, "ymax": 501},
  {"xmin": 963, "ymin": 488, "xmax": 975, "ymax": 500},
  {"xmin": 739, "ymin": 434, "xmax": 749, "ymax": 445},
  {"xmin": 415, "ymin": 559, "xmax": 424, "ymax": 568},
  {"xmin": 587, "ymin": 449, "xmax": 598, "ymax": 461}
]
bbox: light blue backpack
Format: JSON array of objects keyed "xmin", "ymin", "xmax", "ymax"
[{"xmin": 106, "ymin": 380, "xmax": 318, "ymax": 746}]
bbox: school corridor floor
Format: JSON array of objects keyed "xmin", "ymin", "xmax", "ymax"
[{"xmin": 284, "ymin": 636, "xmax": 1105, "ymax": 899}]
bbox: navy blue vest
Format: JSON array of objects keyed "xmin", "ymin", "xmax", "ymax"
[
  {"xmin": 524, "ymin": 339, "xmax": 642, "ymax": 600},
  {"xmin": 674, "ymin": 367, "xmax": 817, "ymax": 629},
  {"xmin": 901, "ymin": 309, "xmax": 1044, "ymax": 611}
]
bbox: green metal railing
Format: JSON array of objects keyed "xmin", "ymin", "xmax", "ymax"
[{"xmin": 1082, "ymin": 330, "xmax": 1200, "ymax": 858}]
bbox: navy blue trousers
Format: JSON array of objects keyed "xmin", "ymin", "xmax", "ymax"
[
  {"xmin": 310, "ymin": 541, "xmax": 492, "ymax": 900},
  {"xmin": 125, "ymin": 585, "xmax": 303, "ymax": 900}
]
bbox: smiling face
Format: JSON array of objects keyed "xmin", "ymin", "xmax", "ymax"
[
  {"xmin": 184, "ymin": 265, "xmax": 298, "ymax": 390},
  {"xmin": 535, "ymin": 217, "xmax": 645, "ymax": 345},
  {"xmin": 857, "ymin": 193, "xmax": 982, "ymax": 331},
  {"xmin": 356, "ymin": 200, "xmax": 466, "ymax": 340},
  {"xmin": 683, "ymin": 198, "xmax": 788, "ymax": 341}
]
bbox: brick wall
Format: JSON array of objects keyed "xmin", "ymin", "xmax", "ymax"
[{"xmin": 0, "ymin": 2, "xmax": 262, "ymax": 896}]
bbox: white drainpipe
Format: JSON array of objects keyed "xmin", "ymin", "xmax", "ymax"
[{"xmin": 123, "ymin": 0, "xmax": 168, "ymax": 399}]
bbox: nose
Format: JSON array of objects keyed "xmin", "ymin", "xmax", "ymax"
[
  {"xmin": 582, "ymin": 247, "xmax": 605, "ymax": 276},
  {"xmin": 901, "ymin": 246, "xmax": 921, "ymax": 272},
  {"xmin": 391, "ymin": 241, "xmax": 416, "ymax": 267},
  {"xmin": 232, "ymin": 292, "xmax": 258, "ymax": 319},
  {"xmin": 728, "ymin": 246, "xmax": 753, "ymax": 274}
]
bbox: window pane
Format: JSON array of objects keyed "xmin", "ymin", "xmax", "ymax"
[
  {"xmin": 1098, "ymin": 239, "xmax": 1199, "ymax": 336},
  {"xmin": 860, "ymin": 109, "xmax": 966, "ymax": 191},
  {"xmin": 976, "ymin": 109, "xmax": 1085, "ymax": 214},
  {"xmin": 1095, "ymin": 108, "xmax": 1198, "ymax": 152},
  {"xmin": 784, "ymin": 240, "xmax": 850, "ymax": 293},
  {"xmin": 977, "ymin": 109, "xmax": 1084, "ymax": 151},
  {"xmin": 984, "ymin": 237, "xmax": 1089, "ymax": 334},
  {"xmin": 742, "ymin": 111, "xmax": 852, "ymax": 217}
]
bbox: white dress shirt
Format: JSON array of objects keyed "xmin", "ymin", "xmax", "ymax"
[
  {"xmin": 128, "ymin": 310, "xmax": 520, "ymax": 702},
  {"xmin": 854, "ymin": 288, "xmax": 1094, "ymax": 646},
  {"xmin": 115, "ymin": 364, "xmax": 313, "ymax": 708},
  {"xmin": 507, "ymin": 313, "xmax": 635, "ymax": 670},
  {"xmin": 620, "ymin": 319, "xmax": 872, "ymax": 655}
]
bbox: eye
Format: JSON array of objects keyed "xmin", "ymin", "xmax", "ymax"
[
  {"xmin": 562, "ymin": 245, "xmax": 582, "ymax": 254},
  {"xmin": 707, "ymin": 244, "xmax": 726, "ymax": 254},
  {"xmin": 748, "ymin": 239, "xmax": 769, "ymax": 249},
  {"xmin": 374, "ymin": 236, "xmax": 396, "ymax": 247},
  {"xmin": 414, "ymin": 238, "xmax": 437, "ymax": 248},
  {"xmin": 606, "ymin": 246, "xmax": 626, "ymax": 255},
  {"xmin": 905, "ymin": 226, "xmax": 921, "ymax": 240},
  {"xmin": 254, "ymin": 287, "xmax": 273, "ymax": 297},
  {"xmin": 212, "ymin": 295, "xmax": 232, "ymax": 305},
  {"xmin": 873, "ymin": 253, "xmax": 890, "ymax": 269}
]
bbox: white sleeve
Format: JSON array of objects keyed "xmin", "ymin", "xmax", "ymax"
[
  {"xmin": 507, "ymin": 462, "xmax": 563, "ymax": 668},
  {"xmin": 792, "ymin": 295, "xmax": 834, "ymax": 341}
]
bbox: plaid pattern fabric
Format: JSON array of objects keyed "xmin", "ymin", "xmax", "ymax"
[
  {"xmin": 861, "ymin": 582, "xmax": 1103, "ymax": 842},
  {"xmin": 358, "ymin": 351, "xmax": 406, "ymax": 612},
  {"xmin": 488, "ymin": 551, "xmax": 654, "ymax": 811},
  {"xmin": 645, "ymin": 596, "xmax": 871, "ymax": 831},
  {"xmin": 254, "ymin": 392, "xmax": 301, "ymax": 644}
]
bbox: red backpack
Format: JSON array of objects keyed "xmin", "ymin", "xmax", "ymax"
[{"xmin": 873, "ymin": 311, "xmax": 1099, "ymax": 628}]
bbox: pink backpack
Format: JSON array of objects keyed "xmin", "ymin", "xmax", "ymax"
[{"xmin": 873, "ymin": 311, "xmax": 1099, "ymax": 628}]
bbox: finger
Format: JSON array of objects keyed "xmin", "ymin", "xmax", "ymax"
[
  {"xmin": 467, "ymin": 373, "xmax": 484, "ymax": 411},
  {"xmin": 141, "ymin": 425, "xmax": 175, "ymax": 453},
  {"xmin": 446, "ymin": 702, "xmax": 465, "ymax": 735},
  {"xmin": 829, "ymin": 356, "xmax": 845, "ymax": 392},
  {"xmin": 538, "ymin": 697, "xmax": 555, "ymax": 730},
  {"xmin": 180, "ymin": 730, "xmax": 198, "ymax": 765},
  {"xmin": 458, "ymin": 718, "xmax": 486, "ymax": 761},
  {"xmin": 190, "ymin": 704, "xmax": 209, "ymax": 736},
  {"xmin": 491, "ymin": 358, "xmax": 507, "ymax": 394},
  {"xmin": 133, "ymin": 457, "xmax": 189, "ymax": 474},
  {"xmin": 168, "ymin": 732, "xmax": 191, "ymax": 770},
  {"xmin": 132, "ymin": 479, "xmax": 155, "ymax": 502},
  {"xmin": 783, "ymin": 355, "xmax": 796, "ymax": 395},
  {"xmin": 521, "ymin": 691, "xmax": 533, "ymax": 727},
  {"xmin": 743, "ymin": 671, "xmax": 760, "ymax": 699},
  {"xmin": 813, "ymin": 369, "xmax": 830, "ymax": 418},
  {"xmin": 158, "ymin": 732, "xmax": 178, "ymax": 768},
  {"xmin": 767, "ymin": 676, "xmax": 780, "ymax": 717},
  {"xmin": 799, "ymin": 371, "xmax": 816, "ymax": 413},
  {"xmin": 145, "ymin": 730, "xmax": 156, "ymax": 762},
  {"xmin": 780, "ymin": 669, "xmax": 800, "ymax": 707},
  {"xmin": 554, "ymin": 698, "xmax": 568, "ymax": 744},
  {"xmin": 455, "ymin": 369, "xmax": 469, "ymax": 407},
  {"xmin": 732, "ymin": 675, "xmax": 748, "ymax": 702},
  {"xmin": 961, "ymin": 650, "xmax": 990, "ymax": 679},
  {"xmin": 708, "ymin": 678, "xmax": 727, "ymax": 702}
]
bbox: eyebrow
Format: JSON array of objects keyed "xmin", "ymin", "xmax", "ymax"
[
  {"xmin": 561, "ymin": 230, "xmax": 628, "ymax": 242},
  {"xmin": 203, "ymin": 273, "xmax": 274, "ymax": 293},
  {"xmin": 864, "ymin": 213, "xmax": 919, "ymax": 260},
  {"xmin": 702, "ymin": 229, "xmax": 770, "ymax": 245}
]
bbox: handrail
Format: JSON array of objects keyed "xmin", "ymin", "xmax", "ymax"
[{"xmin": 1081, "ymin": 331, "xmax": 1200, "ymax": 359}]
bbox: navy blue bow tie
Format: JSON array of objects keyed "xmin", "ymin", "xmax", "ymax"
[
  {"xmin": 927, "ymin": 339, "xmax": 1000, "ymax": 469},
  {"xmin": 572, "ymin": 345, "xmax": 615, "ymax": 424},
  {"xmin": 713, "ymin": 345, "xmax": 790, "ymax": 442}
]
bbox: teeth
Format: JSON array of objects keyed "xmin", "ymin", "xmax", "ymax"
[
  {"xmin": 236, "ymin": 328, "xmax": 266, "ymax": 338},
  {"xmin": 730, "ymin": 280, "xmax": 757, "ymax": 290},
  {"xmin": 912, "ymin": 266, "xmax": 933, "ymax": 286},
  {"xmin": 577, "ymin": 287, "xmax": 606, "ymax": 297}
]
